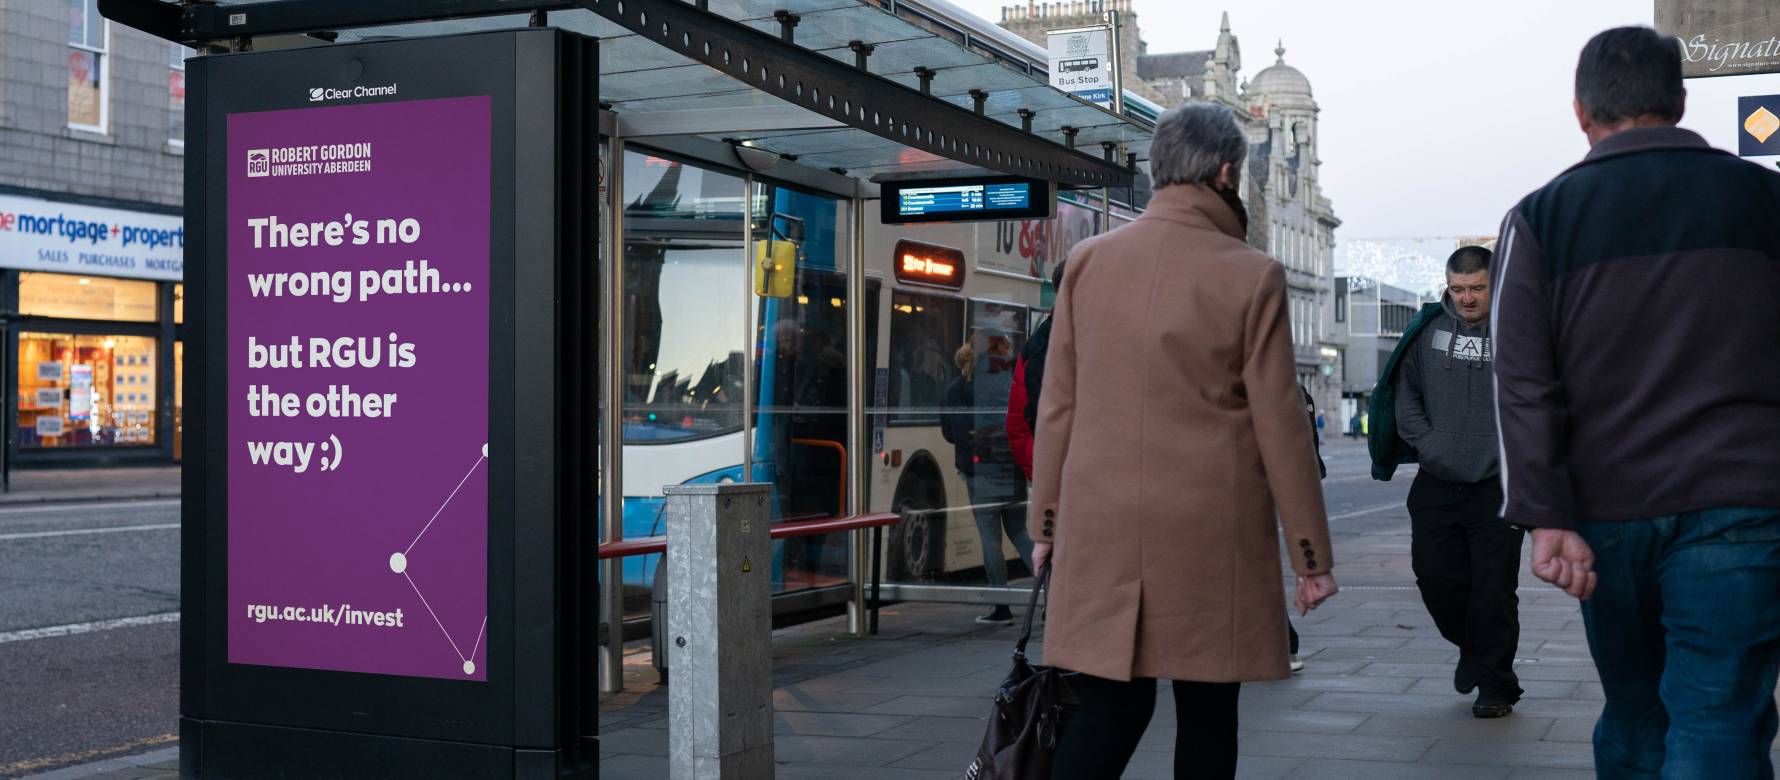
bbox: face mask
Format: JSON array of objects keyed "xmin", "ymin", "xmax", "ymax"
[{"xmin": 1215, "ymin": 183, "xmax": 1249, "ymax": 237}]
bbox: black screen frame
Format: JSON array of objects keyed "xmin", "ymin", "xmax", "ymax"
[{"xmin": 183, "ymin": 29, "xmax": 591, "ymax": 762}]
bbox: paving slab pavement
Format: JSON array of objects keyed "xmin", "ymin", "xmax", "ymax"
[{"xmin": 33, "ymin": 444, "xmax": 1780, "ymax": 777}]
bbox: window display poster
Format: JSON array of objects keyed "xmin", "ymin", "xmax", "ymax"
[
  {"xmin": 35, "ymin": 388, "xmax": 62, "ymax": 408},
  {"xmin": 70, "ymin": 388, "xmax": 91, "ymax": 422},
  {"xmin": 36, "ymin": 416, "xmax": 63, "ymax": 437},
  {"xmin": 38, "ymin": 362, "xmax": 63, "ymax": 382},
  {"xmin": 227, "ymin": 96, "xmax": 491, "ymax": 680}
]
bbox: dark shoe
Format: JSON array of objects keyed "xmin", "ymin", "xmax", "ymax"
[
  {"xmin": 1472, "ymin": 691, "xmax": 1514, "ymax": 718},
  {"xmin": 975, "ymin": 607, "xmax": 1015, "ymax": 626}
]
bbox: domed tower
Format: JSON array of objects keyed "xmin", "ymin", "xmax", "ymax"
[
  {"xmin": 1245, "ymin": 41, "xmax": 1320, "ymax": 202},
  {"xmin": 1242, "ymin": 42, "xmax": 1341, "ymax": 427}
]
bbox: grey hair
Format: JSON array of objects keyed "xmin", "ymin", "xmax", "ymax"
[{"xmin": 1149, "ymin": 103, "xmax": 1248, "ymax": 188}]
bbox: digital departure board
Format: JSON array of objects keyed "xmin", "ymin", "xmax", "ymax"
[{"xmin": 880, "ymin": 175, "xmax": 1055, "ymax": 224}]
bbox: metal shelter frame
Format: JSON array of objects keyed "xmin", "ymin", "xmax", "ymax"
[{"xmin": 104, "ymin": 0, "xmax": 1154, "ymax": 696}]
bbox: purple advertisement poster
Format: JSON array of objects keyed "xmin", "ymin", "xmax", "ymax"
[{"xmin": 226, "ymin": 96, "xmax": 491, "ymax": 681}]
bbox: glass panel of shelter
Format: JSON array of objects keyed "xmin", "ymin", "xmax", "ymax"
[
  {"xmin": 865, "ymin": 217, "xmax": 1058, "ymax": 599},
  {"xmin": 748, "ymin": 179, "xmax": 856, "ymax": 593},
  {"xmin": 611, "ymin": 148, "xmax": 868, "ymax": 608},
  {"xmin": 614, "ymin": 150, "xmax": 748, "ymax": 618}
]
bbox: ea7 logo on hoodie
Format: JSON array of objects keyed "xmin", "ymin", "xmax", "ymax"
[{"xmin": 1431, "ymin": 330, "xmax": 1491, "ymax": 362}]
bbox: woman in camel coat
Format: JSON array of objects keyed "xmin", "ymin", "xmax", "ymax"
[{"xmin": 1028, "ymin": 103, "xmax": 1339, "ymax": 779}]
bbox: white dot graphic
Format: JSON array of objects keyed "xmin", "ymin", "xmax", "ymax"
[
  {"xmin": 482, "ymin": 443, "xmax": 489, "ymax": 458},
  {"xmin": 462, "ymin": 282, "xmax": 473, "ymax": 292},
  {"xmin": 389, "ymin": 552, "xmax": 407, "ymax": 574},
  {"xmin": 463, "ymin": 660, "xmax": 476, "ymax": 675}
]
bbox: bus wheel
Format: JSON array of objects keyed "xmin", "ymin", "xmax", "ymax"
[{"xmin": 888, "ymin": 466, "xmax": 945, "ymax": 581}]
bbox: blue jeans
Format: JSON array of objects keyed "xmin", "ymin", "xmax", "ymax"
[
  {"xmin": 965, "ymin": 462, "xmax": 1033, "ymax": 587},
  {"xmin": 1577, "ymin": 507, "xmax": 1780, "ymax": 779}
]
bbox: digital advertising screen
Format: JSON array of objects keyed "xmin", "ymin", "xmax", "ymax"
[{"xmin": 225, "ymin": 95, "xmax": 492, "ymax": 681}]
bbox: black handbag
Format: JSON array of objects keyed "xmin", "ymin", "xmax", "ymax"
[{"xmin": 965, "ymin": 565, "xmax": 1078, "ymax": 780}]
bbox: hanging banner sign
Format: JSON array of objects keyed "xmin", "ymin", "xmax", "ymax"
[
  {"xmin": 227, "ymin": 95, "xmax": 492, "ymax": 681},
  {"xmin": 1048, "ymin": 26, "xmax": 1114, "ymax": 106},
  {"xmin": 1658, "ymin": 0, "xmax": 1780, "ymax": 78}
]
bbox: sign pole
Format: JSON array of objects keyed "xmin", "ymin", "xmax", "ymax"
[{"xmin": 1107, "ymin": 8, "xmax": 1125, "ymax": 115}]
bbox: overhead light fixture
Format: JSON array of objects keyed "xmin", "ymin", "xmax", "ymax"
[
  {"xmin": 78, "ymin": 278, "xmax": 91, "ymax": 285},
  {"xmin": 727, "ymin": 140, "xmax": 781, "ymax": 173}
]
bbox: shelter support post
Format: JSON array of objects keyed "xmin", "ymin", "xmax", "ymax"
[
  {"xmin": 600, "ymin": 135, "xmax": 627, "ymax": 696},
  {"xmin": 846, "ymin": 197, "xmax": 868, "ymax": 636}
]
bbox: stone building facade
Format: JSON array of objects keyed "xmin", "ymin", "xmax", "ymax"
[
  {"xmin": 2, "ymin": 3, "xmax": 185, "ymax": 204},
  {"xmin": 0, "ymin": 3, "xmax": 188, "ymax": 465},
  {"xmin": 998, "ymin": 3, "xmax": 1343, "ymax": 419}
]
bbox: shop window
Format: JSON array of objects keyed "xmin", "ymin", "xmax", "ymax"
[
  {"xmin": 169, "ymin": 44, "xmax": 192, "ymax": 146},
  {"xmin": 68, "ymin": 0, "xmax": 108, "ymax": 132},
  {"xmin": 20, "ymin": 272, "xmax": 158, "ymax": 323},
  {"xmin": 18, "ymin": 333, "xmax": 157, "ymax": 448},
  {"xmin": 174, "ymin": 283, "xmax": 184, "ymax": 324}
]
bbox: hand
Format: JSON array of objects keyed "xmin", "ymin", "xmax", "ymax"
[
  {"xmin": 1032, "ymin": 542, "xmax": 1053, "ymax": 573},
  {"xmin": 1295, "ymin": 572, "xmax": 1338, "ymax": 616},
  {"xmin": 1530, "ymin": 528, "xmax": 1596, "ymax": 600}
]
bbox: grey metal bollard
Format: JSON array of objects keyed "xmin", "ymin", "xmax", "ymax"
[{"xmin": 664, "ymin": 483, "xmax": 774, "ymax": 780}]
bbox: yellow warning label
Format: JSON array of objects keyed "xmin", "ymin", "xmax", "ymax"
[{"xmin": 742, "ymin": 557, "xmax": 752, "ymax": 573}]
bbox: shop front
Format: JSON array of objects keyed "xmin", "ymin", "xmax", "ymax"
[{"xmin": 0, "ymin": 189, "xmax": 183, "ymax": 466}]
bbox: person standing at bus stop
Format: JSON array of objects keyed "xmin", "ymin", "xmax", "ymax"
[
  {"xmin": 943, "ymin": 341, "xmax": 1033, "ymax": 625},
  {"xmin": 1005, "ymin": 261, "xmax": 1063, "ymax": 483},
  {"xmin": 1028, "ymin": 103, "xmax": 1337, "ymax": 778}
]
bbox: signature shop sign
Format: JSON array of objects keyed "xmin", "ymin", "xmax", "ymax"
[{"xmin": 1658, "ymin": 0, "xmax": 1780, "ymax": 78}]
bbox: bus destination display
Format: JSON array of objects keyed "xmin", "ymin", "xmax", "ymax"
[{"xmin": 880, "ymin": 175, "xmax": 1054, "ymax": 225}]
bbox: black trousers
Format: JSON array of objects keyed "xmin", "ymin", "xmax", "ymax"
[
  {"xmin": 1050, "ymin": 674, "xmax": 1240, "ymax": 779},
  {"xmin": 1408, "ymin": 471, "xmax": 1524, "ymax": 701}
]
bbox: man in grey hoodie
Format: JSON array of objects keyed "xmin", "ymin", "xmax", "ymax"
[{"xmin": 1397, "ymin": 245, "xmax": 1522, "ymax": 718}]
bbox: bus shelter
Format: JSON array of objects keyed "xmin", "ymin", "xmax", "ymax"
[{"xmin": 105, "ymin": 0, "xmax": 1153, "ymax": 773}]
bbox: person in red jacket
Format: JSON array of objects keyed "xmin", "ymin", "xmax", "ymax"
[{"xmin": 1006, "ymin": 262, "xmax": 1064, "ymax": 480}]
